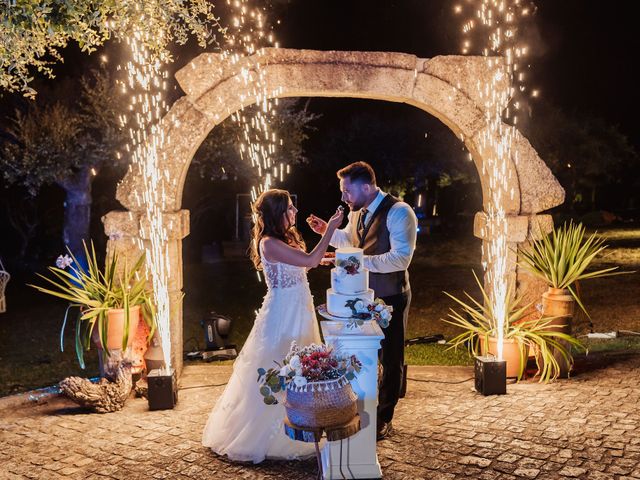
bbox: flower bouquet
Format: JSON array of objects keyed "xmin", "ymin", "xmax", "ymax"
[
  {"xmin": 257, "ymin": 342, "xmax": 361, "ymax": 428},
  {"xmin": 344, "ymin": 298, "xmax": 393, "ymax": 329},
  {"xmin": 335, "ymin": 255, "xmax": 360, "ymax": 275}
]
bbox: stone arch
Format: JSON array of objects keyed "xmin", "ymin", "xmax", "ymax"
[{"xmin": 104, "ymin": 48, "xmax": 564, "ymax": 373}]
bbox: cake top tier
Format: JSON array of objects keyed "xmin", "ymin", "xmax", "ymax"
[{"xmin": 335, "ymin": 247, "xmax": 364, "ymax": 271}]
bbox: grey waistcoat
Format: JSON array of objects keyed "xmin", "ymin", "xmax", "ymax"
[{"xmin": 349, "ymin": 194, "xmax": 409, "ymax": 298}]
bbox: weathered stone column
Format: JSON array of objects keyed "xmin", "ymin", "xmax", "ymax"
[
  {"xmin": 103, "ymin": 209, "xmax": 190, "ymax": 375},
  {"xmin": 473, "ymin": 212, "xmax": 554, "ymax": 305}
]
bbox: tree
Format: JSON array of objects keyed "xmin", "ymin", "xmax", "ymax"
[
  {"xmin": 190, "ymin": 98, "xmax": 320, "ymax": 182},
  {"xmin": 185, "ymin": 98, "xmax": 320, "ymax": 245},
  {"xmin": 1, "ymin": 0, "xmax": 222, "ymax": 98},
  {"xmin": 0, "ymin": 67, "xmax": 126, "ymax": 259},
  {"xmin": 1, "ymin": 187, "xmax": 39, "ymax": 259},
  {"xmin": 523, "ymin": 102, "xmax": 639, "ymax": 213},
  {"xmin": 310, "ymin": 106, "xmax": 477, "ymax": 210}
]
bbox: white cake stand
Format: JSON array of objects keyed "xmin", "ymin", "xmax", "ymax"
[{"xmin": 316, "ymin": 304, "xmax": 367, "ymax": 333}]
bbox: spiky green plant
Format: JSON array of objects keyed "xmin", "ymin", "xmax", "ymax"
[
  {"xmin": 442, "ymin": 271, "xmax": 585, "ymax": 382},
  {"xmin": 29, "ymin": 241, "xmax": 156, "ymax": 369},
  {"xmin": 519, "ymin": 221, "xmax": 630, "ymax": 318}
]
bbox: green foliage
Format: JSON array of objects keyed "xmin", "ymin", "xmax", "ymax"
[
  {"xmin": 28, "ymin": 241, "xmax": 156, "ymax": 369},
  {"xmin": 1, "ymin": 0, "xmax": 223, "ymax": 97},
  {"xmin": 441, "ymin": 271, "xmax": 585, "ymax": 382},
  {"xmin": 405, "ymin": 343, "xmax": 474, "ymax": 366},
  {"xmin": 0, "ymin": 66, "xmax": 126, "ymax": 195},
  {"xmin": 519, "ymin": 221, "xmax": 632, "ymax": 318},
  {"xmin": 523, "ymin": 101, "xmax": 639, "ymax": 211}
]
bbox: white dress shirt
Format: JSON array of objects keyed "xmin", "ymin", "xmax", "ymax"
[{"xmin": 330, "ymin": 190, "xmax": 418, "ymax": 276}]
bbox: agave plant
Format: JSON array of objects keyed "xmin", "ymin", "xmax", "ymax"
[
  {"xmin": 29, "ymin": 241, "xmax": 156, "ymax": 368},
  {"xmin": 519, "ymin": 221, "xmax": 629, "ymax": 318},
  {"xmin": 442, "ymin": 271, "xmax": 585, "ymax": 382}
]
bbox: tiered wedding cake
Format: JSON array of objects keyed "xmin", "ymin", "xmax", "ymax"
[{"xmin": 326, "ymin": 247, "xmax": 375, "ymax": 318}]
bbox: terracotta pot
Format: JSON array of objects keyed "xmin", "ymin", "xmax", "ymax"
[
  {"xmin": 541, "ymin": 288, "xmax": 574, "ymax": 333},
  {"xmin": 541, "ymin": 287, "xmax": 575, "ymax": 377},
  {"xmin": 104, "ymin": 305, "xmax": 141, "ymax": 351},
  {"xmin": 131, "ymin": 319, "xmax": 150, "ymax": 375},
  {"xmin": 481, "ymin": 336, "xmax": 528, "ymax": 379}
]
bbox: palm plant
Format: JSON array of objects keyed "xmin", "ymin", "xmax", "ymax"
[
  {"xmin": 29, "ymin": 241, "xmax": 156, "ymax": 368},
  {"xmin": 442, "ymin": 271, "xmax": 585, "ymax": 382},
  {"xmin": 519, "ymin": 221, "xmax": 628, "ymax": 318}
]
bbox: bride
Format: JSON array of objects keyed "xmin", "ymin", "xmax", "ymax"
[{"xmin": 202, "ymin": 188, "xmax": 344, "ymax": 463}]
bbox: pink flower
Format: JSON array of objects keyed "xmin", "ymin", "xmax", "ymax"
[{"xmin": 55, "ymin": 254, "xmax": 73, "ymax": 269}]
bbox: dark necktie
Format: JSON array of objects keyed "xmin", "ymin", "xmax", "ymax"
[{"xmin": 357, "ymin": 209, "xmax": 368, "ymax": 239}]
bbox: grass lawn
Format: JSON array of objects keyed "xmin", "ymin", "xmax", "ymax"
[{"xmin": 1, "ymin": 228, "xmax": 639, "ymax": 397}]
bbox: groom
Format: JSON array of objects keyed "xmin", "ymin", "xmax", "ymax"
[{"xmin": 307, "ymin": 161, "xmax": 417, "ymax": 440}]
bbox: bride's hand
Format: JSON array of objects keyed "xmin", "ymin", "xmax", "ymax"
[{"xmin": 326, "ymin": 206, "xmax": 344, "ymax": 231}]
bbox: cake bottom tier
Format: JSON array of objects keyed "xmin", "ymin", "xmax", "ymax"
[{"xmin": 326, "ymin": 288, "xmax": 375, "ymax": 318}]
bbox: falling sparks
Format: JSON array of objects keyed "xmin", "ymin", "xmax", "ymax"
[
  {"xmin": 457, "ymin": 0, "xmax": 537, "ymax": 360},
  {"xmin": 455, "ymin": 0, "xmax": 539, "ymax": 125},
  {"xmin": 111, "ymin": 1, "xmax": 225, "ymax": 371},
  {"xmin": 119, "ymin": 27, "xmax": 173, "ymax": 371},
  {"xmin": 223, "ymin": 0, "xmax": 285, "ymax": 195}
]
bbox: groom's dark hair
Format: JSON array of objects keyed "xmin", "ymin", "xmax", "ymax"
[{"xmin": 337, "ymin": 161, "xmax": 377, "ymax": 186}]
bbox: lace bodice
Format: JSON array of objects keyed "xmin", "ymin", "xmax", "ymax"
[{"xmin": 260, "ymin": 244, "xmax": 308, "ymax": 290}]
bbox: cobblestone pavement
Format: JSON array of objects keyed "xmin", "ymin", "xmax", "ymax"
[{"xmin": 1, "ymin": 356, "xmax": 639, "ymax": 480}]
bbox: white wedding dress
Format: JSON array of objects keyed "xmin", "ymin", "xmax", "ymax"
[{"xmin": 202, "ymin": 246, "xmax": 321, "ymax": 463}]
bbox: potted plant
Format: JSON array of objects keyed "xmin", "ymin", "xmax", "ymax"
[
  {"xmin": 519, "ymin": 221, "xmax": 627, "ymax": 324},
  {"xmin": 257, "ymin": 342, "xmax": 361, "ymax": 428},
  {"xmin": 442, "ymin": 271, "xmax": 584, "ymax": 381},
  {"xmin": 29, "ymin": 241, "xmax": 156, "ymax": 369},
  {"xmin": 519, "ymin": 222, "xmax": 632, "ymax": 375}
]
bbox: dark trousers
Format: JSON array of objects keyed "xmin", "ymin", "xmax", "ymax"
[{"xmin": 377, "ymin": 290, "xmax": 411, "ymax": 424}]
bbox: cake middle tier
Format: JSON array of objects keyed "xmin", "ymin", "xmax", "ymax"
[
  {"xmin": 331, "ymin": 268, "xmax": 369, "ymax": 295},
  {"xmin": 326, "ymin": 288, "xmax": 375, "ymax": 318}
]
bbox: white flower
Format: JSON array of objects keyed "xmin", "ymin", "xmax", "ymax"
[
  {"xmin": 335, "ymin": 267, "xmax": 347, "ymax": 278},
  {"xmin": 381, "ymin": 309, "xmax": 392, "ymax": 321},
  {"xmin": 279, "ymin": 366, "xmax": 291, "ymax": 377},
  {"xmin": 374, "ymin": 303, "xmax": 385, "ymax": 312},
  {"xmin": 354, "ymin": 300, "xmax": 366, "ymax": 312},
  {"xmin": 55, "ymin": 254, "xmax": 73, "ymax": 269},
  {"xmin": 289, "ymin": 355, "xmax": 301, "ymax": 370},
  {"xmin": 293, "ymin": 375, "xmax": 308, "ymax": 387}
]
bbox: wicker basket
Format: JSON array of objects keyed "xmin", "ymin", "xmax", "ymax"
[{"xmin": 284, "ymin": 375, "xmax": 358, "ymax": 428}]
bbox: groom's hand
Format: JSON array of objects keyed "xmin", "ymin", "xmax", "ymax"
[{"xmin": 306, "ymin": 214, "xmax": 327, "ymax": 235}]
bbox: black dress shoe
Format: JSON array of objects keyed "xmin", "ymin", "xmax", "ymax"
[{"xmin": 376, "ymin": 421, "xmax": 393, "ymax": 441}]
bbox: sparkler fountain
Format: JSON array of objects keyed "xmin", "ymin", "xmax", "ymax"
[
  {"xmin": 113, "ymin": 0, "xmax": 284, "ymax": 386},
  {"xmin": 120, "ymin": 27, "xmax": 177, "ymax": 405},
  {"xmin": 456, "ymin": 0, "xmax": 537, "ymax": 388}
]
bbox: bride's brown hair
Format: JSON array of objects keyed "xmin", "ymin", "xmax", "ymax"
[{"xmin": 250, "ymin": 189, "xmax": 306, "ymax": 270}]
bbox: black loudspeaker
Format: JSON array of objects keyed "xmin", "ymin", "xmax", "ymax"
[
  {"xmin": 201, "ymin": 312, "xmax": 233, "ymax": 350},
  {"xmin": 474, "ymin": 356, "xmax": 507, "ymax": 396},
  {"xmin": 147, "ymin": 368, "xmax": 178, "ymax": 410}
]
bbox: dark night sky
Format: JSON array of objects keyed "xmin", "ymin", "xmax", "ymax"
[{"xmin": 262, "ymin": 0, "xmax": 638, "ymax": 145}]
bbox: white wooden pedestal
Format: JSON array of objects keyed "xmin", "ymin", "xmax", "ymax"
[{"xmin": 320, "ymin": 320, "xmax": 384, "ymax": 479}]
